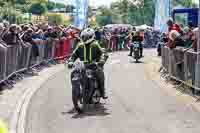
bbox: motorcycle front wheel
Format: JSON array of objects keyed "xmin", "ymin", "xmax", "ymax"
[
  {"xmin": 134, "ymin": 48, "xmax": 140, "ymax": 61},
  {"xmin": 72, "ymin": 85, "xmax": 84, "ymax": 113},
  {"xmin": 92, "ymin": 89, "xmax": 101, "ymax": 104}
]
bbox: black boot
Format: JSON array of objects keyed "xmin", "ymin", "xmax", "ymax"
[
  {"xmin": 101, "ymin": 88, "xmax": 108, "ymax": 99},
  {"xmin": 128, "ymin": 45, "xmax": 133, "ymax": 56},
  {"xmin": 140, "ymin": 48, "xmax": 143, "ymax": 58},
  {"xmin": 99, "ymin": 78, "xmax": 108, "ymax": 99},
  {"xmin": 97, "ymin": 69, "xmax": 108, "ymax": 99},
  {"xmin": 99, "ymin": 81, "xmax": 108, "ymax": 99}
]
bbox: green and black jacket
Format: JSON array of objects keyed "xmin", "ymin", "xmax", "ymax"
[{"xmin": 69, "ymin": 41, "xmax": 106, "ymax": 64}]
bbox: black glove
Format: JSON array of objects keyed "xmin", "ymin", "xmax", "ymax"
[
  {"xmin": 68, "ymin": 62, "xmax": 74, "ymax": 69},
  {"xmin": 98, "ymin": 61, "xmax": 105, "ymax": 68}
]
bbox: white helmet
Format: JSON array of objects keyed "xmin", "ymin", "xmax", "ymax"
[
  {"xmin": 80, "ymin": 28, "xmax": 95, "ymax": 44},
  {"xmin": 169, "ymin": 30, "xmax": 180, "ymax": 41}
]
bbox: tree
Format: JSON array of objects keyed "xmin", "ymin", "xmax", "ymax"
[
  {"xmin": 96, "ymin": 6, "xmax": 113, "ymax": 26},
  {"xmin": 15, "ymin": 4, "xmax": 29, "ymax": 13},
  {"xmin": 128, "ymin": 3, "xmax": 141, "ymax": 25},
  {"xmin": 66, "ymin": 5, "xmax": 75, "ymax": 13},
  {"xmin": 121, "ymin": 0, "xmax": 129, "ymax": 23},
  {"xmin": 48, "ymin": 13, "xmax": 64, "ymax": 25},
  {"xmin": 94, "ymin": 0, "xmax": 155, "ymax": 26},
  {"xmin": 173, "ymin": 0, "xmax": 194, "ymax": 7},
  {"xmin": 110, "ymin": 1, "xmax": 122, "ymax": 22},
  {"xmin": 142, "ymin": 0, "xmax": 155, "ymax": 25},
  {"xmin": 5, "ymin": 0, "xmax": 15, "ymax": 6},
  {"xmin": 0, "ymin": 0, "xmax": 18, "ymax": 23},
  {"xmin": 47, "ymin": 1, "xmax": 56, "ymax": 11},
  {"xmin": 16, "ymin": 0, "xmax": 26, "ymax": 4},
  {"xmin": 31, "ymin": 0, "xmax": 47, "ymax": 3},
  {"xmin": 0, "ymin": 6, "xmax": 22, "ymax": 23},
  {"xmin": 55, "ymin": 2, "xmax": 66, "ymax": 9},
  {"xmin": 29, "ymin": 2, "xmax": 47, "ymax": 15}
]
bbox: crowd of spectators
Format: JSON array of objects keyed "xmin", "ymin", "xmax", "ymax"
[
  {"xmin": 93, "ymin": 27, "xmax": 130, "ymax": 51},
  {"xmin": 0, "ymin": 21, "xmax": 81, "ymax": 44},
  {"xmin": 163, "ymin": 19, "xmax": 198, "ymax": 52},
  {"xmin": 94, "ymin": 26, "xmax": 147, "ymax": 52},
  {"xmin": 0, "ymin": 21, "xmax": 83, "ymax": 78},
  {"xmin": 0, "ymin": 21, "xmax": 161, "ymax": 64},
  {"xmin": 0, "ymin": 21, "xmax": 81, "ymax": 61}
]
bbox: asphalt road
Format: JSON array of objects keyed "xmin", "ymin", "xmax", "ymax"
[{"xmin": 25, "ymin": 50, "xmax": 200, "ymax": 133}]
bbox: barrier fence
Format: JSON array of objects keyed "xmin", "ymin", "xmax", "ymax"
[
  {"xmin": 0, "ymin": 37, "xmax": 74, "ymax": 84},
  {"xmin": 0, "ymin": 32, "xmax": 156, "ymax": 86},
  {"xmin": 161, "ymin": 46, "xmax": 200, "ymax": 90}
]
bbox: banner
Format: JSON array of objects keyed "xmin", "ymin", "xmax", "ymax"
[
  {"xmin": 154, "ymin": 0, "xmax": 171, "ymax": 33},
  {"xmin": 74, "ymin": 0, "xmax": 89, "ymax": 29}
]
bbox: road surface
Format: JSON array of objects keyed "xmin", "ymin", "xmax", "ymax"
[{"xmin": 25, "ymin": 50, "xmax": 200, "ymax": 133}]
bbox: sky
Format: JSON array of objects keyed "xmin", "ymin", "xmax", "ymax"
[
  {"xmin": 89, "ymin": 0, "xmax": 118, "ymax": 7},
  {"xmin": 52, "ymin": 0, "xmax": 199, "ymax": 7},
  {"xmin": 51, "ymin": 0, "xmax": 117, "ymax": 7},
  {"xmin": 193, "ymin": 0, "xmax": 199, "ymax": 3}
]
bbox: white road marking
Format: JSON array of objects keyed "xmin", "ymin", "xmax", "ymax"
[
  {"xmin": 108, "ymin": 53, "xmax": 113, "ymax": 56},
  {"xmin": 109, "ymin": 59, "xmax": 120, "ymax": 65}
]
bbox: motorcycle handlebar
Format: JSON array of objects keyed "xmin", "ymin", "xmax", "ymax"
[
  {"xmin": 65, "ymin": 61, "xmax": 100, "ymax": 70},
  {"xmin": 84, "ymin": 62, "xmax": 98, "ymax": 68}
]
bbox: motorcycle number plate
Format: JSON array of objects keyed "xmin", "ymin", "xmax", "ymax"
[
  {"xmin": 72, "ymin": 73, "xmax": 80, "ymax": 81},
  {"xmin": 86, "ymin": 70, "xmax": 93, "ymax": 78},
  {"xmin": 134, "ymin": 43, "xmax": 139, "ymax": 47}
]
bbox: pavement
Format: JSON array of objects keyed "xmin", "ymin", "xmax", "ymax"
[
  {"xmin": 144, "ymin": 50, "xmax": 200, "ymax": 112},
  {"xmin": 0, "ymin": 64, "xmax": 64, "ymax": 132},
  {"xmin": 2, "ymin": 49, "xmax": 200, "ymax": 133},
  {"xmin": 25, "ymin": 50, "xmax": 200, "ymax": 133}
]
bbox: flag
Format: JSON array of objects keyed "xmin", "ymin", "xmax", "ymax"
[
  {"xmin": 154, "ymin": 0, "xmax": 171, "ymax": 33},
  {"xmin": 74, "ymin": 0, "xmax": 89, "ymax": 29}
]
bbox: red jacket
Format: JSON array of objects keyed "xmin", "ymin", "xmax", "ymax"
[
  {"xmin": 168, "ymin": 24, "xmax": 182, "ymax": 33},
  {"xmin": 167, "ymin": 24, "xmax": 182, "ymax": 48}
]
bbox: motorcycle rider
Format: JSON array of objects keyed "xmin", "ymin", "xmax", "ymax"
[
  {"xmin": 128, "ymin": 30, "xmax": 143, "ymax": 57},
  {"xmin": 68, "ymin": 28, "xmax": 108, "ymax": 99}
]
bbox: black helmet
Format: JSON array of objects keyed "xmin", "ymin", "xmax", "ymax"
[
  {"xmin": 80, "ymin": 28, "xmax": 95, "ymax": 44},
  {"xmin": 167, "ymin": 19, "xmax": 173, "ymax": 26},
  {"xmin": 188, "ymin": 21, "xmax": 193, "ymax": 28}
]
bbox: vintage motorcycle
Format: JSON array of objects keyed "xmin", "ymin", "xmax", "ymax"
[
  {"xmin": 132, "ymin": 41, "xmax": 140, "ymax": 63},
  {"xmin": 67, "ymin": 61, "xmax": 102, "ymax": 113}
]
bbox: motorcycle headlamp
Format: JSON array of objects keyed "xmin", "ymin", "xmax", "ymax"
[{"xmin": 86, "ymin": 69, "xmax": 93, "ymax": 78}]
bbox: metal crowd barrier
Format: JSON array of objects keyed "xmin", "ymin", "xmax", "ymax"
[
  {"xmin": 44, "ymin": 38, "xmax": 56, "ymax": 62},
  {"xmin": 35, "ymin": 39, "xmax": 45, "ymax": 64},
  {"xmin": 161, "ymin": 46, "xmax": 200, "ymax": 90},
  {"xmin": 161, "ymin": 47, "xmax": 169, "ymax": 72},
  {"xmin": 29, "ymin": 39, "xmax": 46, "ymax": 67},
  {"xmin": 29, "ymin": 38, "xmax": 57, "ymax": 67},
  {"xmin": 6, "ymin": 45, "xmax": 19, "ymax": 79},
  {"xmin": 0, "ymin": 42, "xmax": 7, "ymax": 83},
  {"xmin": 168, "ymin": 47, "xmax": 185, "ymax": 81},
  {"xmin": 17, "ymin": 42, "xmax": 32, "ymax": 72},
  {"xmin": 184, "ymin": 50, "xmax": 198, "ymax": 86},
  {"xmin": 0, "ymin": 37, "xmax": 73, "ymax": 85}
]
